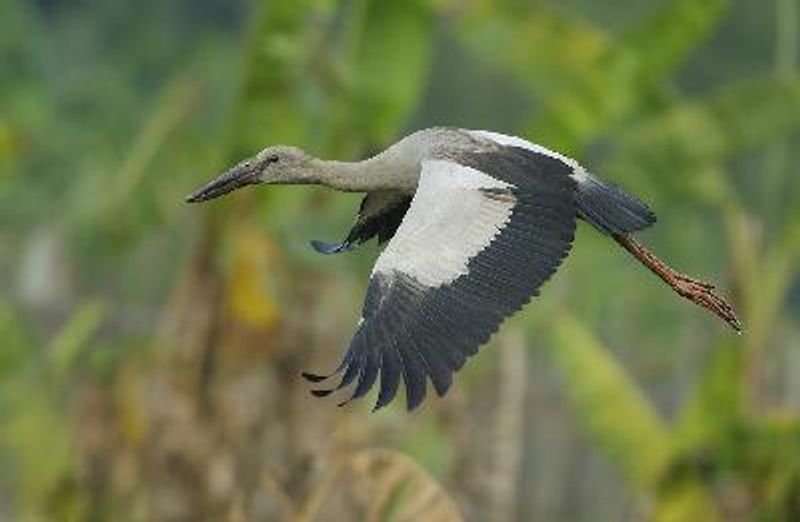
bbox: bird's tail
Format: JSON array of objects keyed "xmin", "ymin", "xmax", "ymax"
[{"xmin": 575, "ymin": 173, "xmax": 656, "ymax": 235}]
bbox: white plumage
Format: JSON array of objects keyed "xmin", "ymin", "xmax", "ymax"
[{"xmin": 373, "ymin": 159, "xmax": 513, "ymax": 287}]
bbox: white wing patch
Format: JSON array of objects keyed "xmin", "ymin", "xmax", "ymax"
[
  {"xmin": 468, "ymin": 130, "xmax": 589, "ymax": 182},
  {"xmin": 304, "ymin": 143, "xmax": 579, "ymax": 411},
  {"xmin": 372, "ymin": 159, "xmax": 514, "ymax": 288}
]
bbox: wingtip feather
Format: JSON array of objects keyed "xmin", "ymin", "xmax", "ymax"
[
  {"xmin": 301, "ymin": 371, "xmax": 330, "ymax": 383},
  {"xmin": 310, "ymin": 239, "xmax": 352, "ymax": 255}
]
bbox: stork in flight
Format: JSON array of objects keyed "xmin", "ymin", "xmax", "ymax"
[{"xmin": 186, "ymin": 128, "xmax": 741, "ymax": 411}]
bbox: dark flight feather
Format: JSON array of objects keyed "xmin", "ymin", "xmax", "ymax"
[
  {"xmin": 574, "ymin": 174, "xmax": 656, "ymax": 235},
  {"xmin": 311, "ymin": 193, "xmax": 412, "ymax": 254},
  {"xmin": 306, "ymin": 147, "xmax": 578, "ymax": 411}
]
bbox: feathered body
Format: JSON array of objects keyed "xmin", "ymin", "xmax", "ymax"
[{"xmin": 186, "ymin": 127, "xmax": 740, "ymax": 411}]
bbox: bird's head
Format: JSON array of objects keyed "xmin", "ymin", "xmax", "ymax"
[{"xmin": 185, "ymin": 145, "xmax": 314, "ymax": 203}]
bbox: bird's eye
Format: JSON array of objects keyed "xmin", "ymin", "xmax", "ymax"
[{"xmin": 267, "ymin": 154, "xmax": 280, "ymax": 163}]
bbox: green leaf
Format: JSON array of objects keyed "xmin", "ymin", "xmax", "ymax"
[
  {"xmin": 0, "ymin": 302, "xmax": 34, "ymax": 379},
  {"xmin": 226, "ymin": 0, "xmax": 323, "ymax": 159},
  {"xmin": 547, "ymin": 316, "xmax": 722, "ymax": 519},
  {"xmin": 49, "ymin": 302, "xmax": 105, "ymax": 378},
  {"xmin": 455, "ymin": 5, "xmax": 611, "ymax": 95},
  {"xmin": 547, "ymin": 315, "xmax": 671, "ymax": 487},
  {"xmin": 533, "ymin": 0, "xmax": 729, "ymax": 150},
  {"xmin": 709, "ymin": 76, "xmax": 800, "ymax": 155},
  {"xmin": 675, "ymin": 340, "xmax": 744, "ymax": 448},
  {"xmin": 652, "ymin": 480, "xmax": 721, "ymax": 522},
  {"xmin": 622, "ymin": 0, "xmax": 729, "ymax": 84},
  {"xmin": 0, "ymin": 387, "xmax": 74, "ymax": 519},
  {"xmin": 220, "ymin": 0, "xmax": 432, "ymax": 183},
  {"xmin": 455, "ymin": 5, "xmax": 618, "ymax": 151},
  {"xmin": 610, "ymin": 76, "xmax": 800, "ymax": 203},
  {"xmin": 351, "ymin": 0, "xmax": 432, "ymax": 142}
]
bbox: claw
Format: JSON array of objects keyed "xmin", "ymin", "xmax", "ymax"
[{"xmin": 673, "ymin": 277, "xmax": 742, "ymax": 332}]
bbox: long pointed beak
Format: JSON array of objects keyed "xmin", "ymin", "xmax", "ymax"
[{"xmin": 185, "ymin": 161, "xmax": 259, "ymax": 203}]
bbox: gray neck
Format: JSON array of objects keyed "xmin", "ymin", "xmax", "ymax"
[{"xmin": 309, "ymin": 141, "xmax": 422, "ymax": 193}]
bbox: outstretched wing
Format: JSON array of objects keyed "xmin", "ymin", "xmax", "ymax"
[
  {"xmin": 311, "ymin": 191, "xmax": 412, "ymax": 254},
  {"xmin": 304, "ymin": 147, "xmax": 577, "ymax": 410}
]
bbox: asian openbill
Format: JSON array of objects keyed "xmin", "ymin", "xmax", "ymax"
[{"xmin": 186, "ymin": 128, "xmax": 741, "ymax": 411}]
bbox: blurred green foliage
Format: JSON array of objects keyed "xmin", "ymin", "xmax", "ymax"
[{"xmin": 1, "ymin": 0, "xmax": 799, "ymax": 520}]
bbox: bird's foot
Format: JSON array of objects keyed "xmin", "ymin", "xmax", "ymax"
[
  {"xmin": 613, "ymin": 233, "xmax": 742, "ymax": 333},
  {"xmin": 669, "ymin": 273, "xmax": 742, "ymax": 333}
]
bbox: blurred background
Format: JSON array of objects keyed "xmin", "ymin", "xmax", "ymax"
[{"xmin": 1, "ymin": 0, "xmax": 799, "ymax": 520}]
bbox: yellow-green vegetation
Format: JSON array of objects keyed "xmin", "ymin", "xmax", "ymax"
[{"xmin": 1, "ymin": 0, "xmax": 798, "ymax": 520}]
